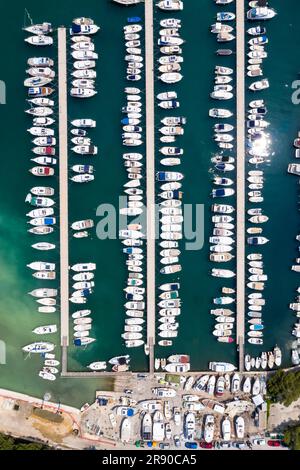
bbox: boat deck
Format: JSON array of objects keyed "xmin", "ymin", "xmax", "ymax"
[
  {"xmin": 236, "ymin": 0, "xmax": 245, "ymax": 371},
  {"xmin": 58, "ymin": 28, "xmax": 69, "ymax": 347}
]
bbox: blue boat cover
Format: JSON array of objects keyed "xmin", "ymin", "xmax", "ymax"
[
  {"xmin": 128, "ymin": 17, "xmax": 141, "ymax": 23},
  {"xmin": 71, "ymin": 24, "xmax": 82, "ymax": 33}
]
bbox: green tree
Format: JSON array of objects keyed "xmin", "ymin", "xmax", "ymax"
[
  {"xmin": 267, "ymin": 370, "xmax": 300, "ymax": 406},
  {"xmin": 284, "ymin": 426, "xmax": 300, "ymax": 450},
  {"xmin": 0, "ymin": 433, "xmax": 51, "ymax": 450}
]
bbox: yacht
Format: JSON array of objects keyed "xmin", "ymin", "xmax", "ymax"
[
  {"xmin": 222, "ymin": 417, "xmax": 231, "ymax": 441},
  {"xmin": 71, "ymin": 219, "xmax": 94, "ymax": 230},
  {"xmin": 158, "ymin": 55, "xmax": 183, "ymax": 65},
  {"xmin": 28, "ymin": 57, "xmax": 54, "ymax": 67},
  {"xmin": 247, "ymin": 7, "xmax": 277, "ymax": 20},
  {"xmin": 204, "ymin": 415, "xmax": 215, "ymax": 443},
  {"xmin": 249, "ymin": 79, "xmax": 269, "ymax": 91},
  {"xmin": 87, "ymin": 361, "xmax": 106, "ymax": 371},
  {"xmin": 70, "ymin": 88, "xmax": 97, "ymax": 98},
  {"xmin": 216, "ymin": 12, "xmax": 235, "ymax": 21},
  {"xmin": 247, "ymin": 26, "xmax": 266, "ymax": 36},
  {"xmin": 157, "ymin": 0, "xmax": 184, "ymax": 11},
  {"xmin": 70, "ymin": 24, "xmax": 100, "ymax": 35},
  {"xmin": 274, "ymin": 346, "xmax": 282, "ymax": 367},
  {"xmin": 31, "ymin": 242, "xmax": 55, "ymax": 250},
  {"xmin": 160, "ymin": 18, "xmax": 181, "ymax": 28},
  {"xmin": 157, "ymin": 91, "xmax": 178, "ymax": 101},
  {"xmin": 211, "ymin": 22, "xmax": 233, "ymax": 34},
  {"xmin": 235, "ymin": 416, "xmax": 245, "ymax": 439},
  {"xmin": 22, "ymin": 342, "xmax": 55, "ymax": 353},
  {"xmin": 33, "ymin": 324, "xmax": 57, "ymax": 335},
  {"xmin": 159, "ymin": 72, "xmax": 183, "ymax": 84},
  {"xmin": 25, "ymin": 35, "xmax": 53, "ymax": 46},
  {"xmin": 72, "ymin": 69, "xmax": 96, "ymax": 79},
  {"xmin": 28, "ymin": 87, "xmax": 54, "ymax": 98},
  {"xmin": 184, "ymin": 412, "xmax": 196, "ymax": 440},
  {"xmin": 211, "ymin": 90, "xmax": 233, "ymax": 100},
  {"xmin": 209, "ymin": 108, "xmax": 233, "ymax": 118},
  {"xmin": 71, "ymin": 174, "xmax": 94, "ymax": 183},
  {"xmin": 247, "ymin": 236, "xmax": 269, "ymax": 245},
  {"xmin": 73, "ymin": 60, "xmax": 96, "ymax": 71},
  {"xmin": 23, "ymin": 22, "xmax": 53, "ymax": 35},
  {"xmin": 39, "ymin": 371, "xmax": 56, "ymax": 381}
]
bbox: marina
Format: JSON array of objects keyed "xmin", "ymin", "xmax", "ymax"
[{"xmin": 0, "ymin": 0, "xmax": 300, "ymax": 412}]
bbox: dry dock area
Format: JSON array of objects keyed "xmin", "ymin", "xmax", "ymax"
[
  {"xmin": 58, "ymin": 27, "xmax": 69, "ymax": 348},
  {"xmin": 145, "ymin": 0, "xmax": 156, "ymax": 371},
  {"xmin": 236, "ymin": 0, "xmax": 245, "ymax": 371}
]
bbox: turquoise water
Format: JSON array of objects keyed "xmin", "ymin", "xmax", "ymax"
[{"xmin": 0, "ymin": 0, "xmax": 299, "ymax": 407}]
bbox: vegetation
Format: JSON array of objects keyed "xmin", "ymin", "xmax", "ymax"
[
  {"xmin": 283, "ymin": 426, "xmax": 300, "ymax": 450},
  {"xmin": 0, "ymin": 432, "xmax": 51, "ymax": 450},
  {"xmin": 267, "ymin": 370, "xmax": 300, "ymax": 406},
  {"xmin": 32, "ymin": 407, "xmax": 63, "ymax": 423}
]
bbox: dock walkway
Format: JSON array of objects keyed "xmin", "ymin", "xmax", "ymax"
[
  {"xmin": 58, "ymin": 28, "xmax": 69, "ymax": 347},
  {"xmin": 236, "ymin": 0, "xmax": 245, "ymax": 371},
  {"xmin": 145, "ymin": 0, "xmax": 156, "ymax": 371}
]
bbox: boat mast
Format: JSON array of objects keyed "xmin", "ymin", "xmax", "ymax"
[{"xmin": 23, "ymin": 8, "xmax": 33, "ymax": 27}]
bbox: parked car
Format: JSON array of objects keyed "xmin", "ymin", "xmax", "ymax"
[
  {"xmin": 252, "ymin": 438, "xmax": 266, "ymax": 446},
  {"xmin": 200, "ymin": 441, "xmax": 213, "ymax": 449},
  {"xmin": 159, "ymin": 442, "xmax": 170, "ymax": 449},
  {"xmin": 219, "ymin": 442, "xmax": 231, "ymax": 449},
  {"xmin": 185, "ymin": 442, "xmax": 198, "ymax": 449},
  {"xmin": 232, "ymin": 441, "xmax": 247, "ymax": 449},
  {"xmin": 267, "ymin": 440, "xmax": 281, "ymax": 447},
  {"xmin": 174, "ymin": 435, "xmax": 180, "ymax": 448}
]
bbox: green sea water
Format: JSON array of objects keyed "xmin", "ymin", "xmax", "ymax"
[{"xmin": 0, "ymin": 0, "xmax": 299, "ymax": 408}]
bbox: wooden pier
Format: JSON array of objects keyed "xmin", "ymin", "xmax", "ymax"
[
  {"xmin": 145, "ymin": 0, "xmax": 156, "ymax": 373},
  {"xmin": 58, "ymin": 28, "xmax": 69, "ymax": 347},
  {"xmin": 236, "ymin": 0, "xmax": 245, "ymax": 371}
]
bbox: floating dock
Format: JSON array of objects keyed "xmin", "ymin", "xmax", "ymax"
[
  {"xmin": 236, "ymin": 0, "xmax": 245, "ymax": 371},
  {"xmin": 145, "ymin": 0, "xmax": 156, "ymax": 372},
  {"xmin": 57, "ymin": 28, "xmax": 69, "ymax": 348}
]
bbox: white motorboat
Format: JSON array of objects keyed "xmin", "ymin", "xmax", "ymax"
[
  {"xmin": 27, "ymin": 68, "xmax": 55, "ymax": 79},
  {"xmin": 157, "ymin": 0, "xmax": 183, "ymax": 11},
  {"xmin": 70, "ymin": 88, "xmax": 97, "ymax": 98},
  {"xmin": 29, "ymin": 288, "xmax": 57, "ymax": 298},
  {"xmin": 27, "ymin": 57, "xmax": 54, "ymax": 67},
  {"xmin": 71, "ymin": 219, "xmax": 94, "ymax": 230},
  {"xmin": 159, "ymin": 72, "xmax": 183, "ymax": 84},
  {"xmin": 247, "ymin": 7, "xmax": 277, "ymax": 21},
  {"xmin": 204, "ymin": 415, "xmax": 215, "ymax": 443},
  {"xmin": 235, "ymin": 416, "xmax": 245, "ymax": 439},
  {"xmin": 31, "ymin": 242, "xmax": 55, "ymax": 250},
  {"xmin": 70, "ymin": 23, "xmax": 100, "ymax": 35},
  {"xmin": 249, "ymin": 79, "xmax": 269, "ymax": 91},
  {"xmin": 39, "ymin": 371, "xmax": 56, "ymax": 381},
  {"xmin": 222, "ymin": 417, "xmax": 231, "ymax": 441},
  {"xmin": 209, "ymin": 108, "xmax": 233, "ymax": 118},
  {"xmin": 33, "ymin": 324, "xmax": 57, "ymax": 334}
]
